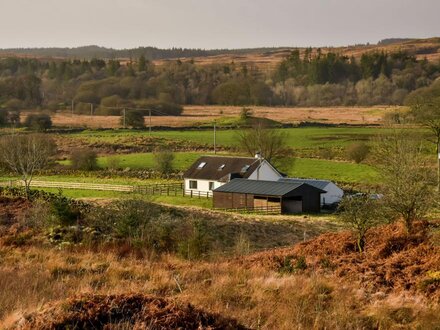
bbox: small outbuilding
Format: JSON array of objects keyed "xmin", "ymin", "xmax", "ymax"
[
  {"xmin": 213, "ymin": 178, "xmax": 325, "ymax": 214},
  {"xmin": 278, "ymin": 178, "xmax": 344, "ymax": 207}
]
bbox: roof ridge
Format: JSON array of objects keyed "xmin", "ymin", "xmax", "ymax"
[{"xmin": 199, "ymin": 155, "xmax": 256, "ymax": 159}]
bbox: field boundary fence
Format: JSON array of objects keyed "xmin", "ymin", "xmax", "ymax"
[
  {"xmin": 214, "ymin": 205, "xmax": 281, "ymax": 215},
  {"xmin": 2, "ymin": 180, "xmax": 213, "ymax": 199}
]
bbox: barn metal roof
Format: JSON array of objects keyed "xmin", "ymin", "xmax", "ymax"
[
  {"xmin": 278, "ymin": 178, "xmax": 331, "ymax": 190},
  {"xmin": 214, "ymin": 178, "xmax": 325, "ymax": 196}
]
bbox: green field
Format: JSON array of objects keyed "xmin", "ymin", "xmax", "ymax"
[
  {"xmin": 286, "ymin": 158, "xmax": 377, "ymax": 184},
  {"xmin": 97, "ymin": 152, "xmax": 211, "ymax": 170},
  {"xmin": 68, "ymin": 126, "xmax": 393, "ymax": 149},
  {"xmin": 59, "ymin": 152, "xmax": 378, "ymax": 184},
  {"xmin": 8, "ymin": 187, "xmax": 212, "ymax": 208}
]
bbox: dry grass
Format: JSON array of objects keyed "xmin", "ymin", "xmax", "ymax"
[
  {"xmin": 25, "ymin": 105, "xmax": 399, "ymax": 129},
  {"xmin": 1, "ymin": 197, "xmax": 439, "ymax": 329},
  {"xmin": 1, "ymin": 244, "xmax": 439, "ymax": 329}
]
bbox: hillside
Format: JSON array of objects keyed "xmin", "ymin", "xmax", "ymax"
[
  {"xmin": 1, "ymin": 37, "xmax": 438, "ymax": 70},
  {"xmin": 1, "ymin": 193, "xmax": 440, "ymax": 329},
  {"xmin": 156, "ymin": 37, "xmax": 440, "ymax": 71}
]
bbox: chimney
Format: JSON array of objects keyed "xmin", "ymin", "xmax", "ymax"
[{"xmin": 255, "ymin": 152, "xmax": 262, "ymax": 159}]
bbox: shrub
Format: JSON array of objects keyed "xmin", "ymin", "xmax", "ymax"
[
  {"xmin": 153, "ymin": 149, "xmax": 174, "ymax": 174},
  {"xmin": 50, "ymin": 195, "xmax": 81, "ymax": 226},
  {"xmin": 135, "ymin": 99, "xmax": 183, "ymax": 116},
  {"xmin": 71, "ymin": 149, "xmax": 98, "ymax": 171},
  {"xmin": 0, "ymin": 110, "xmax": 7, "ymax": 126},
  {"xmin": 346, "ymin": 142, "xmax": 370, "ymax": 163},
  {"xmin": 7, "ymin": 111, "xmax": 20, "ymax": 126},
  {"xmin": 122, "ymin": 110, "xmax": 145, "ymax": 128},
  {"xmin": 74, "ymin": 102, "xmax": 93, "ymax": 115},
  {"xmin": 318, "ymin": 148, "xmax": 335, "ymax": 160},
  {"xmin": 240, "ymin": 107, "xmax": 252, "ymax": 120},
  {"xmin": 24, "ymin": 113, "xmax": 52, "ymax": 131},
  {"xmin": 106, "ymin": 157, "xmax": 121, "ymax": 170},
  {"xmin": 338, "ymin": 194, "xmax": 383, "ymax": 252},
  {"xmin": 178, "ymin": 219, "xmax": 211, "ymax": 260}
]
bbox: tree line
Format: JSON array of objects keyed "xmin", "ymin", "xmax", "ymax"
[{"xmin": 0, "ymin": 49, "xmax": 439, "ymax": 117}]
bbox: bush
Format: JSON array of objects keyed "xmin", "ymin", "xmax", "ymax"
[
  {"xmin": 71, "ymin": 149, "xmax": 98, "ymax": 170},
  {"xmin": 3, "ymin": 98, "xmax": 24, "ymax": 111},
  {"xmin": 0, "ymin": 110, "xmax": 7, "ymax": 126},
  {"xmin": 135, "ymin": 99, "xmax": 183, "ymax": 116},
  {"xmin": 122, "ymin": 110, "xmax": 145, "ymax": 128},
  {"xmin": 346, "ymin": 142, "xmax": 370, "ymax": 163},
  {"xmin": 24, "ymin": 113, "xmax": 52, "ymax": 131},
  {"xmin": 240, "ymin": 107, "xmax": 252, "ymax": 120},
  {"xmin": 106, "ymin": 157, "xmax": 121, "ymax": 170},
  {"xmin": 50, "ymin": 194, "xmax": 81, "ymax": 226},
  {"xmin": 74, "ymin": 102, "xmax": 93, "ymax": 115},
  {"xmin": 153, "ymin": 149, "xmax": 174, "ymax": 174}
]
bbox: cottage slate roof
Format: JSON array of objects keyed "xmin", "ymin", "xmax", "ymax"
[
  {"xmin": 214, "ymin": 178, "xmax": 325, "ymax": 196},
  {"xmin": 278, "ymin": 178, "xmax": 331, "ymax": 190},
  {"xmin": 183, "ymin": 156, "xmax": 263, "ymax": 181}
]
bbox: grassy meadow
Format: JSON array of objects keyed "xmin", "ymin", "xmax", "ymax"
[
  {"xmin": 56, "ymin": 126, "xmax": 388, "ymax": 185},
  {"xmin": 67, "ymin": 126, "xmax": 387, "ymax": 149}
]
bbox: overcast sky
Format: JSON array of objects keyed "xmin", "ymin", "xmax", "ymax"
[{"xmin": 1, "ymin": 0, "xmax": 439, "ymax": 49}]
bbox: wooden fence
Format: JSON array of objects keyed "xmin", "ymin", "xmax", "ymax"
[
  {"xmin": 2, "ymin": 180, "xmax": 212, "ymax": 199},
  {"xmin": 214, "ymin": 205, "xmax": 282, "ymax": 215},
  {"xmin": 15, "ymin": 180, "xmax": 135, "ymax": 192},
  {"xmin": 184, "ymin": 189, "xmax": 213, "ymax": 199},
  {"xmin": 134, "ymin": 183, "xmax": 183, "ymax": 195}
]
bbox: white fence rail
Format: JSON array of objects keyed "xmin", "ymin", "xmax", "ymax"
[
  {"xmin": 1, "ymin": 180, "xmax": 213, "ymax": 199},
  {"xmin": 8, "ymin": 180, "xmax": 134, "ymax": 192}
]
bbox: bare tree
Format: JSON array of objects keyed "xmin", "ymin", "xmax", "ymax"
[
  {"xmin": 373, "ymin": 131, "xmax": 435, "ymax": 232},
  {"xmin": 407, "ymin": 95, "xmax": 440, "ymax": 191},
  {"xmin": 338, "ymin": 194, "xmax": 383, "ymax": 252},
  {"xmin": 236, "ymin": 122, "xmax": 289, "ymax": 163},
  {"xmin": 0, "ymin": 134, "xmax": 57, "ymax": 198}
]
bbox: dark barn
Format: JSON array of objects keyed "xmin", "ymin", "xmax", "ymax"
[{"xmin": 213, "ymin": 179, "xmax": 325, "ymax": 214}]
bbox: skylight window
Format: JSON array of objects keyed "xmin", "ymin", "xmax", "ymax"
[
  {"xmin": 197, "ymin": 162, "xmax": 207, "ymax": 169},
  {"xmin": 218, "ymin": 164, "xmax": 225, "ymax": 170},
  {"xmin": 241, "ymin": 165, "xmax": 251, "ymax": 173}
]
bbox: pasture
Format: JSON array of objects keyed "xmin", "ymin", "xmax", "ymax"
[
  {"xmin": 67, "ymin": 126, "xmax": 389, "ymax": 149},
  {"xmin": 36, "ymin": 105, "xmax": 400, "ymax": 129}
]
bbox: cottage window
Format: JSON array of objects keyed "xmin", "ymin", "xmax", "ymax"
[
  {"xmin": 209, "ymin": 182, "xmax": 215, "ymax": 190},
  {"xmin": 197, "ymin": 162, "xmax": 207, "ymax": 169},
  {"xmin": 189, "ymin": 180, "xmax": 198, "ymax": 189},
  {"xmin": 218, "ymin": 164, "xmax": 225, "ymax": 170}
]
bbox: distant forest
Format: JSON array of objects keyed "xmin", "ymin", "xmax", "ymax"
[
  {"xmin": 0, "ymin": 48, "xmax": 439, "ymax": 114},
  {"xmin": 0, "ymin": 45, "xmax": 284, "ymax": 60}
]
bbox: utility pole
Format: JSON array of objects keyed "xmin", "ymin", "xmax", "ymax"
[
  {"xmin": 123, "ymin": 108, "xmax": 126, "ymax": 128},
  {"xmin": 149, "ymin": 109, "xmax": 152, "ymax": 136},
  {"xmin": 213, "ymin": 120, "xmax": 217, "ymax": 154},
  {"xmin": 70, "ymin": 100, "xmax": 74, "ymax": 129}
]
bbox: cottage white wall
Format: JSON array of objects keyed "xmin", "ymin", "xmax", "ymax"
[
  {"xmin": 248, "ymin": 161, "xmax": 282, "ymax": 181},
  {"xmin": 184, "ymin": 178, "xmax": 223, "ymax": 194},
  {"xmin": 321, "ymin": 183, "xmax": 344, "ymax": 205}
]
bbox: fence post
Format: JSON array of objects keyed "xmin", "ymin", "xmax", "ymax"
[{"xmin": 190, "ymin": 190, "xmax": 193, "ymax": 198}]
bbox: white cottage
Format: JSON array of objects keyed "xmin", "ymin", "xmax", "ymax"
[
  {"xmin": 278, "ymin": 178, "xmax": 343, "ymax": 206},
  {"xmin": 183, "ymin": 155, "xmax": 282, "ymax": 195}
]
